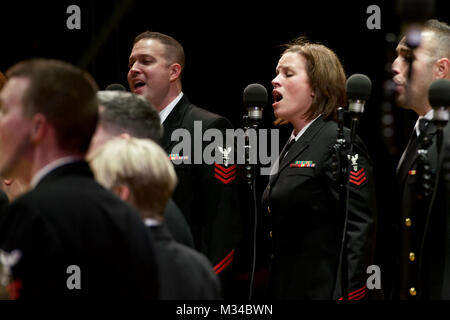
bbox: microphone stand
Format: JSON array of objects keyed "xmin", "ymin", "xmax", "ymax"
[
  {"xmin": 243, "ymin": 115, "xmax": 258, "ymax": 186},
  {"xmin": 444, "ymin": 126, "xmax": 450, "ymax": 294},
  {"xmin": 418, "ymin": 111, "xmax": 448, "ymax": 294},
  {"xmin": 332, "ymin": 107, "xmax": 350, "ymax": 300},
  {"xmin": 334, "ymin": 106, "xmax": 366, "ymax": 300},
  {"xmin": 405, "ymin": 25, "xmax": 421, "ymax": 82},
  {"xmin": 243, "ymin": 114, "xmax": 261, "ymax": 300}
]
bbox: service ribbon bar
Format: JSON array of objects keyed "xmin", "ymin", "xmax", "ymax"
[{"xmin": 290, "ymin": 161, "xmax": 316, "ymax": 168}]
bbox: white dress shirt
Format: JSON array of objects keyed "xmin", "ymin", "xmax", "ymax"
[{"xmin": 159, "ymin": 92, "xmax": 184, "ymax": 124}]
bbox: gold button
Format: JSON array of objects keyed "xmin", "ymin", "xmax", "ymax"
[
  {"xmin": 269, "ymin": 231, "xmax": 272, "ymax": 238},
  {"xmin": 268, "ymin": 206, "xmax": 271, "ymax": 213},
  {"xmin": 410, "ymin": 287, "xmax": 416, "ymax": 296},
  {"xmin": 405, "ymin": 218, "xmax": 412, "ymax": 227},
  {"xmin": 409, "ymin": 252, "xmax": 416, "ymax": 261}
]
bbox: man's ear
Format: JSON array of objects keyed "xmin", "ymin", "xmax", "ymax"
[
  {"xmin": 113, "ymin": 184, "xmax": 130, "ymax": 201},
  {"xmin": 169, "ymin": 63, "xmax": 182, "ymax": 82},
  {"xmin": 30, "ymin": 113, "xmax": 47, "ymax": 143},
  {"xmin": 435, "ymin": 57, "xmax": 450, "ymax": 79}
]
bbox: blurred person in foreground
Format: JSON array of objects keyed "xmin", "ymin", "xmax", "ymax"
[
  {"xmin": 89, "ymin": 136, "xmax": 222, "ymax": 299},
  {"xmin": 0, "ymin": 59, "xmax": 158, "ymax": 299},
  {"xmin": 89, "ymin": 90, "xmax": 194, "ymax": 248}
]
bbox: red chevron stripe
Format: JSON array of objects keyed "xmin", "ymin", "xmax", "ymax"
[
  {"xmin": 215, "ymin": 174, "xmax": 236, "ymax": 184},
  {"xmin": 349, "ymin": 285, "xmax": 367, "ymax": 297},
  {"xmin": 352, "ymin": 289, "xmax": 368, "ymax": 300},
  {"xmin": 338, "ymin": 285, "xmax": 367, "ymax": 300},
  {"xmin": 214, "ymin": 250, "xmax": 235, "ymax": 271},
  {"xmin": 350, "ymin": 168, "xmax": 364, "ymax": 176},
  {"xmin": 215, "ymin": 258, "xmax": 233, "ymax": 274},
  {"xmin": 214, "ymin": 163, "xmax": 236, "ymax": 173},
  {"xmin": 350, "ymin": 287, "xmax": 368, "ymax": 300},
  {"xmin": 214, "ymin": 168, "xmax": 236, "ymax": 179},
  {"xmin": 350, "ymin": 176, "xmax": 367, "ymax": 186},
  {"xmin": 349, "ymin": 172, "xmax": 366, "ymax": 181}
]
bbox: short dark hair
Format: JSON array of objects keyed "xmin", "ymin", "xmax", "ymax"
[
  {"xmin": 97, "ymin": 91, "xmax": 163, "ymax": 142},
  {"xmin": 423, "ymin": 19, "xmax": 450, "ymax": 60},
  {"xmin": 275, "ymin": 37, "xmax": 347, "ymax": 125},
  {"xmin": 6, "ymin": 59, "xmax": 98, "ymax": 153},
  {"xmin": 133, "ymin": 31, "xmax": 185, "ymax": 71}
]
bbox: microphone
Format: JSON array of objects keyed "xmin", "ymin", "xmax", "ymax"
[
  {"xmin": 346, "ymin": 74, "xmax": 372, "ymax": 145},
  {"xmin": 243, "ymin": 83, "xmax": 268, "ymax": 128},
  {"xmin": 242, "ymin": 83, "xmax": 267, "ymax": 300},
  {"xmin": 429, "ymin": 79, "xmax": 450, "ymax": 129},
  {"xmin": 105, "ymin": 83, "xmax": 127, "ymax": 91},
  {"xmin": 347, "ymin": 74, "xmax": 372, "ymax": 118}
]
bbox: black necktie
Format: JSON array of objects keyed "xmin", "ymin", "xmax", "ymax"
[{"xmin": 280, "ymin": 138, "xmax": 296, "ymax": 160}]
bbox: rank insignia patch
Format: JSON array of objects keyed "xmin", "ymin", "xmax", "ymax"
[
  {"xmin": 349, "ymin": 168, "xmax": 367, "ymax": 186},
  {"xmin": 348, "ymin": 154, "xmax": 359, "ymax": 171},
  {"xmin": 214, "ymin": 163, "xmax": 236, "ymax": 184},
  {"xmin": 290, "ymin": 161, "xmax": 316, "ymax": 168}
]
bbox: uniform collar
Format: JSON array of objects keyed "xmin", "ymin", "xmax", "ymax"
[{"xmin": 159, "ymin": 92, "xmax": 184, "ymax": 124}]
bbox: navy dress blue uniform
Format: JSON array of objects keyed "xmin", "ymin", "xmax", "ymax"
[
  {"xmin": 262, "ymin": 116, "xmax": 377, "ymax": 300},
  {"xmin": 161, "ymin": 94, "xmax": 242, "ymax": 279},
  {"xmin": 149, "ymin": 223, "xmax": 222, "ymax": 299},
  {"xmin": 164, "ymin": 198, "xmax": 195, "ymax": 248},
  {"xmin": 396, "ymin": 119, "xmax": 450, "ymax": 299},
  {"xmin": 0, "ymin": 161, "xmax": 158, "ymax": 299}
]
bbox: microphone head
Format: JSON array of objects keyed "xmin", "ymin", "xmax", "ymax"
[
  {"xmin": 243, "ymin": 83, "xmax": 268, "ymax": 121},
  {"xmin": 243, "ymin": 83, "xmax": 268, "ymax": 107},
  {"xmin": 428, "ymin": 79, "xmax": 450, "ymax": 107},
  {"xmin": 105, "ymin": 83, "xmax": 127, "ymax": 91},
  {"xmin": 346, "ymin": 74, "xmax": 372, "ymax": 101}
]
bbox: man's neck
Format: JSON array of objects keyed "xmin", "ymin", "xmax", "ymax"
[
  {"xmin": 156, "ymin": 83, "xmax": 182, "ymax": 112},
  {"xmin": 30, "ymin": 148, "xmax": 84, "ymax": 185},
  {"xmin": 158, "ymin": 91, "xmax": 184, "ymax": 124}
]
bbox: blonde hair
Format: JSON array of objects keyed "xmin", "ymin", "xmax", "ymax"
[{"xmin": 88, "ymin": 137, "xmax": 177, "ymax": 220}]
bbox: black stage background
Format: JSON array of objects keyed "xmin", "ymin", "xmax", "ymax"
[{"xmin": 0, "ymin": 0, "xmax": 448, "ymax": 300}]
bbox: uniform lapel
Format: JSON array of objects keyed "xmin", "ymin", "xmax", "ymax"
[
  {"xmin": 161, "ymin": 95, "xmax": 191, "ymax": 152},
  {"xmin": 397, "ymin": 121, "xmax": 437, "ymax": 185},
  {"xmin": 269, "ymin": 116, "xmax": 326, "ymax": 185},
  {"xmin": 396, "ymin": 136, "xmax": 420, "ymax": 185}
]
